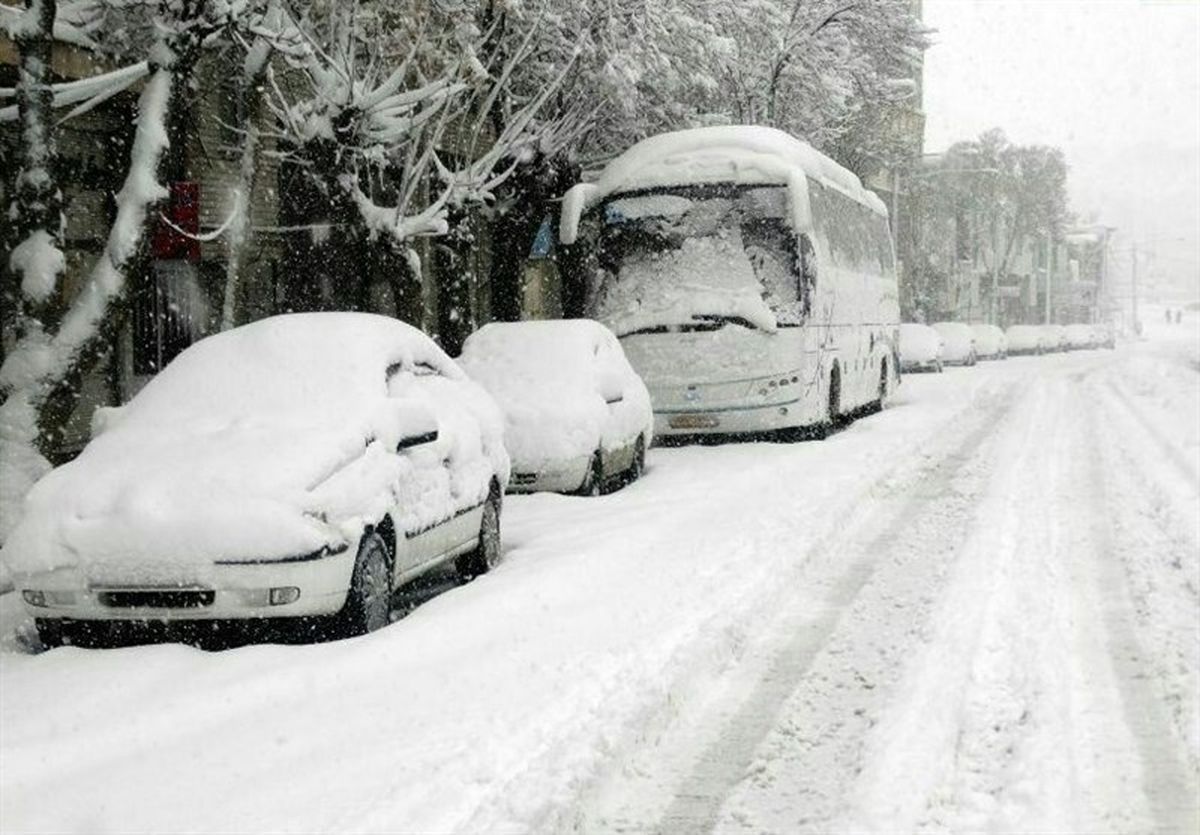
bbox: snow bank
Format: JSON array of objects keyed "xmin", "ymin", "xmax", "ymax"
[
  {"xmin": 458, "ymin": 320, "xmax": 653, "ymax": 474},
  {"xmin": 1, "ymin": 314, "xmax": 508, "ymax": 578}
]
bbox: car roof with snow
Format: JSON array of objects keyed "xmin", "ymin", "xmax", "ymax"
[
  {"xmin": 459, "ymin": 320, "xmax": 621, "ymax": 387},
  {"xmin": 111, "ymin": 313, "xmax": 461, "ymax": 432}
]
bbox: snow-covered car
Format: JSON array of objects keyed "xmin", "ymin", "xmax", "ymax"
[
  {"xmin": 930, "ymin": 322, "xmax": 977, "ymax": 366},
  {"xmin": 970, "ymin": 323, "xmax": 1007, "ymax": 360},
  {"xmin": 459, "ymin": 319, "xmax": 654, "ymax": 495},
  {"xmin": 5, "ymin": 314, "xmax": 510, "ymax": 648},
  {"xmin": 1005, "ymin": 324, "xmax": 1043, "ymax": 355},
  {"xmin": 1064, "ymin": 323, "xmax": 1095, "ymax": 350},
  {"xmin": 898, "ymin": 323, "xmax": 944, "ymax": 373},
  {"xmin": 1041, "ymin": 324, "xmax": 1068, "ymax": 352}
]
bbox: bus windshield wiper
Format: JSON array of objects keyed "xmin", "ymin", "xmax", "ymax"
[{"xmin": 689, "ymin": 314, "xmax": 763, "ymax": 331}]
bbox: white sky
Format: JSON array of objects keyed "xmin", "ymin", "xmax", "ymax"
[{"xmin": 923, "ymin": 0, "xmax": 1200, "ymax": 297}]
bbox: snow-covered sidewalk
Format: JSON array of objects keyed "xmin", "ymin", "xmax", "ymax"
[{"xmin": 1, "ymin": 323, "xmax": 1197, "ymax": 834}]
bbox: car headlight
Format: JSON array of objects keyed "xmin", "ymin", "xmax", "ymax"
[{"xmin": 22, "ymin": 590, "xmax": 46, "ymax": 607}]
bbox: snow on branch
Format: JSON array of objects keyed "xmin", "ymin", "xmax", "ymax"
[{"xmin": 0, "ymin": 61, "xmax": 150, "ymax": 123}]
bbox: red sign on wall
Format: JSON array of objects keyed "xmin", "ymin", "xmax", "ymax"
[{"xmin": 152, "ymin": 181, "xmax": 200, "ymax": 262}]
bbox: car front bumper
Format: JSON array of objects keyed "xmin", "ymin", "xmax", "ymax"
[
  {"xmin": 506, "ymin": 457, "xmax": 591, "ymax": 494},
  {"xmin": 18, "ymin": 546, "xmax": 357, "ymax": 623}
]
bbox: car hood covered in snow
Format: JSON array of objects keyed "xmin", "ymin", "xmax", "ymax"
[
  {"xmin": 2, "ymin": 313, "xmax": 509, "ymax": 578},
  {"xmin": 4, "ymin": 419, "xmax": 368, "ymax": 576}
]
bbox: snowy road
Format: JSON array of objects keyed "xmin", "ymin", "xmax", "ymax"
[{"xmin": 2, "ymin": 319, "xmax": 1197, "ymax": 834}]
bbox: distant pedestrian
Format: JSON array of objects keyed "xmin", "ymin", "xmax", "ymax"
[
  {"xmin": 1165, "ymin": 308, "xmax": 1173, "ymax": 324},
  {"xmin": 1176, "ymin": 309, "xmax": 1183, "ymax": 324}
]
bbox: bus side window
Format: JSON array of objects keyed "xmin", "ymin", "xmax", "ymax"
[{"xmin": 797, "ymin": 233, "xmax": 817, "ymax": 319}]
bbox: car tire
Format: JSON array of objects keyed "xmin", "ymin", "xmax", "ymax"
[
  {"xmin": 579, "ymin": 451, "xmax": 604, "ymax": 497},
  {"xmin": 627, "ymin": 435, "xmax": 646, "ymax": 484},
  {"xmin": 335, "ymin": 530, "xmax": 392, "ymax": 637},
  {"xmin": 457, "ymin": 490, "xmax": 502, "ymax": 579}
]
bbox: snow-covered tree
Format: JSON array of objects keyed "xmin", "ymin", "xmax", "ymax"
[
  {"xmin": 0, "ymin": 0, "xmax": 253, "ymax": 542},
  {"xmin": 901, "ymin": 128, "xmax": 1070, "ymax": 320},
  {"xmin": 717, "ymin": 0, "xmax": 927, "ymax": 158},
  {"xmin": 4, "ymin": 0, "xmax": 67, "ymax": 343}
]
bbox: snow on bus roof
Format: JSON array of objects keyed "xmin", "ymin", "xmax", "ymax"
[{"xmin": 590, "ymin": 125, "xmax": 886, "ymax": 215}]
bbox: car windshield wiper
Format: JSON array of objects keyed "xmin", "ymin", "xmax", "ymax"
[
  {"xmin": 619, "ymin": 325, "xmax": 672, "ymax": 337},
  {"xmin": 689, "ymin": 314, "xmax": 763, "ymax": 331},
  {"xmin": 618, "ymin": 315, "xmax": 766, "ymax": 337}
]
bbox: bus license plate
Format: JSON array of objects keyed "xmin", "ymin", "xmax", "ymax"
[{"xmin": 669, "ymin": 414, "xmax": 720, "ymax": 429}]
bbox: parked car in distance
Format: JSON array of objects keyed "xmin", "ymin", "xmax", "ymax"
[
  {"xmin": 970, "ymin": 323, "xmax": 1008, "ymax": 360},
  {"xmin": 930, "ymin": 322, "xmax": 977, "ymax": 366},
  {"xmin": 1005, "ymin": 324, "xmax": 1044, "ymax": 355},
  {"xmin": 1042, "ymin": 324, "xmax": 1069, "ymax": 352},
  {"xmin": 6, "ymin": 313, "xmax": 510, "ymax": 648},
  {"xmin": 458, "ymin": 319, "xmax": 654, "ymax": 496},
  {"xmin": 899, "ymin": 323, "xmax": 944, "ymax": 373},
  {"xmin": 1064, "ymin": 323, "xmax": 1096, "ymax": 350}
]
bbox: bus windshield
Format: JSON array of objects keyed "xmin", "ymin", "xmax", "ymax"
[{"xmin": 591, "ymin": 185, "xmax": 804, "ymax": 337}]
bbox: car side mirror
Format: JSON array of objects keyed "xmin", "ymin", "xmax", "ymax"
[
  {"xmin": 397, "ymin": 428, "xmax": 438, "ymax": 452},
  {"xmin": 598, "ymin": 369, "xmax": 625, "ymax": 405},
  {"xmin": 393, "ymin": 403, "xmax": 440, "ymax": 453}
]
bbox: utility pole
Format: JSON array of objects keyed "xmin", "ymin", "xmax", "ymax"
[
  {"xmin": 1131, "ymin": 241, "xmax": 1140, "ymax": 336},
  {"xmin": 990, "ymin": 214, "xmax": 1000, "ymax": 324},
  {"xmin": 1044, "ymin": 231, "xmax": 1053, "ymax": 324}
]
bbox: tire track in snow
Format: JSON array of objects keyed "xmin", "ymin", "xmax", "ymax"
[
  {"xmin": 1083, "ymin": 402, "xmax": 1200, "ymax": 835},
  {"xmin": 1102, "ymin": 377, "xmax": 1200, "ymax": 490},
  {"xmin": 575, "ymin": 380, "xmax": 1024, "ymax": 835},
  {"xmin": 819, "ymin": 373, "xmax": 1064, "ymax": 834}
]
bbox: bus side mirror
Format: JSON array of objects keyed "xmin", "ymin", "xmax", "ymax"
[
  {"xmin": 797, "ymin": 233, "xmax": 817, "ymax": 318},
  {"xmin": 559, "ymin": 183, "xmax": 599, "ymax": 245}
]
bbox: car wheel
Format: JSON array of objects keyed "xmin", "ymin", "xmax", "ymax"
[
  {"xmin": 336, "ymin": 531, "xmax": 392, "ymax": 637},
  {"xmin": 580, "ymin": 451, "xmax": 604, "ymax": 497},
  {"xmin": 628, "ymin": 435, "xmax": 646, "ymax": 484},
  {"xmin": 457, "ymin": 491, "xmax": 502, "ymax": 579}
]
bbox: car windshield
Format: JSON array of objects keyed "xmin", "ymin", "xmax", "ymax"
[{"xmin": 589, "ymin": 185, "xmax": 801, "ymax": 336}]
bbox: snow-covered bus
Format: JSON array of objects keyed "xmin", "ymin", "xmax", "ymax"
[{"xmin": 559, "ymin": 126, "xmax": 900, "ymax": 439}]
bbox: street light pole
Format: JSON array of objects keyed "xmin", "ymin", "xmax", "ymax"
[
  {"xmin": 991, "ymin": 214, "xmax": 999, "ymax": 325},
  {"xmin": 1044, "ymin": 231, "xmax": 1053, "ymax": 324},
  {"xmin": 1131, "ymin": 240, "xmax": 1140, "ymax": 336}
]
